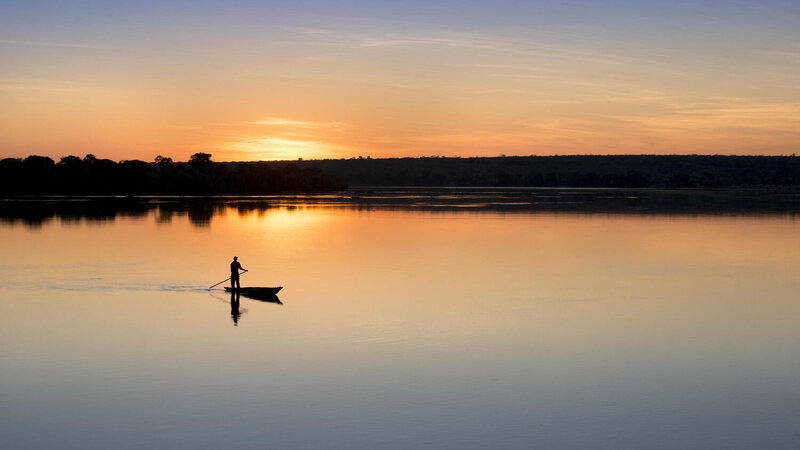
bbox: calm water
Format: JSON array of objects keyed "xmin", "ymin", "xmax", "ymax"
[{"xmin": 1, "ymin": 192, "xmax": 799, "ymax": 449}]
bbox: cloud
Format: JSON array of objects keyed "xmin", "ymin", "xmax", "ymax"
[
  {"xmin": 246, "ymin": 117, "xmax": 346, "ymax": 138},
  {"xmin": 765, "ymin": 50, "xmax": 800, "ymax": 64},
  {"xmin": 0, "ymin": 39, "xmax": 139, "ymax": 52},
  {"xmin": 247, "ymin": 117, "xmax": 347, "ymax": 131},
  {"xmin": 298, "ymin": 28, "xmax": 331, "ymax": 35},
  {"xmin": 213, "ymin": 118, "xmax": 351, "ymax": 160},
  {"xmin": 223, "ymin": 136, "xmax": 344, "ymax": 160},
  {"xmin": 0, "ymin": 78, "xmax": 121, "ymax": 95}
]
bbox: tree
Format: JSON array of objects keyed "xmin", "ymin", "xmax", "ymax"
[
  {"xmin": 189, "ymin": 152, "xmax": 212, "ymax": 173},
  {"xmin": 189, "ymin": 153, "xmax": 211, "ymax": 165},
  {"xmin": 58, "ymin": 155, "xmax": 82, "ymax": 167}
]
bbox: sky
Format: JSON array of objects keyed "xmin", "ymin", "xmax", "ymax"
[{"xmin": 1, "ymin": 0, "xmax": 799, "ymax": 161}]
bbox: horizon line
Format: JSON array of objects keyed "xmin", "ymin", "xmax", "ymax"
[{"xmin": 5, "ymin": 153, "xmax": 799, "ymax": 164}]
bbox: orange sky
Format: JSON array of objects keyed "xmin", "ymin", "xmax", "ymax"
[{"xmin": 2, "ymin": 2, "xmax": 799, "ymax": 161}]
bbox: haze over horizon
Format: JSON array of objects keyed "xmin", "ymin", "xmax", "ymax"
[{"xmin": 2, "ymin": 1, "xmax": 799, "ymax": 162}]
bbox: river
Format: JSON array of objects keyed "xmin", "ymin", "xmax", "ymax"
[{"xmin": 1, "ymin": 189, "xmax": 799, "ymax": 449}]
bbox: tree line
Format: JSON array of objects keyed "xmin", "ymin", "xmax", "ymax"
[
  {"xmin": 283, "ymin": 155, "xmax": 800, "ymax": 188},
  {"xmin": 2, "ymin": 153, "xmax": 798, "ymax": 195},
  {"xmin": 0, "ymin": 153, "xmax": 347, "ymax": 195}
]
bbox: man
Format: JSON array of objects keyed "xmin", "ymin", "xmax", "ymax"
[{"xmin": 230, "ymin": 256, "xmax": 246, "ymax": 289}]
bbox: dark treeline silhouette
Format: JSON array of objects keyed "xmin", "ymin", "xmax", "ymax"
[
  {"xmin": 273, "ymin": 155, "xmax": 800, "ymax": 187},
  {"xmin": 3, "ymin": 154, "xmax": 798, "ymax": 194},
  {"xmin": 0, "ymin": 153, "xmax": 346, "ymax": 195}
]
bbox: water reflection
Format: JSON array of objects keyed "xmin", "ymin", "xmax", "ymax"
[
  {"xmin": 1, "ymin": 194, "xmax": 798, "ymax": 449},
  {"xmin": 1, "ymin": 188, "xmax": 798, "ymax": 228},
  {"xmin": 247, "ymin": 294, "xmax": 282, "ymax": 305},
  {"xmin": 227, "ymin": 290, "xmax": 281, "ymax": 326},
  {"xmin": 230, "ymin": 291, "xmax": 241, "ymax": 326}
]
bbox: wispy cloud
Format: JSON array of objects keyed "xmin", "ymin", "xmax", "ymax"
[
  {"xmin": 0, "ymin": 39, "xmax": 139, "ymax": 52},
  {"xmin": 345, "ymin": 35, "xmax": 504, "ymax": 51},
  {"xmin": 606, "ymin": 103, "xmax": 800, "ymax": 134},
  {"xmin": 0, "ymin": 78, "xmax": 117, "ymax": 93},
  {"xmin": 298, "ymin": 28, "xmax": 331, "ymax": 35},
  {"xmin": 210, "ymin": 117, "xmax": 351, "ymax": 160},
  {"xmin": 765, "ymin": 50, "xmax": 800, "ymax": 64},
  {"xmin": 223, "ymin": 135, "xmax": 345, "ymax": 160},
  {"xmin": 247, "ymin": 117, "xmax": 346, "ymax": 131},
  {"xmin": 293, "ymin": 26, "xmax": 720, "ymax": 83}
]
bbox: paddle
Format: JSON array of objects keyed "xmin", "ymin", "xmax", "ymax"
[{"xmin": 207, "ymin": 269, "xmax": 248, "ymax": 290}]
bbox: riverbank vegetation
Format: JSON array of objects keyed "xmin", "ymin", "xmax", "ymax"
[
  {"xmin": 286, "ymin": 155, "xmax": 800, "ymax": 188},
  {"xmin": 2, "ymin": 154, "xmax": 798, "ymax": 195},
  {"xmin": 0, "ymin": 153, "xmax": 347, "ymax": 195}
]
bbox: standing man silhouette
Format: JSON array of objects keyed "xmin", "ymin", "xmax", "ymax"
[{"xmin": 230, "ymin": 256, "xmax": 246, "ymax": 290}]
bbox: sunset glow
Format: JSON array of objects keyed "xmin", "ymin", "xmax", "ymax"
[{"xmin": 2, "ymin": 1, "xmax": 799, "ymax": 161}]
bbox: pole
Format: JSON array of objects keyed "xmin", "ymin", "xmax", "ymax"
[{"xmin": 208, "ymin": 270, "xmax": 247, "ymax": 290}]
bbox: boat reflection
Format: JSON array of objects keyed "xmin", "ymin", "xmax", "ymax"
[
  {"xmin": 240, "ymin": 292, "xmax": 283, "ymax": 305},
  {"xmin": 227, "ymin": 289, "xmax": 282, "ymax": 326}
]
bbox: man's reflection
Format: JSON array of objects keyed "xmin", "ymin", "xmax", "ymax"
[{"xmin": 230, "ymin": 291, "xmax": 241, "ymax": 326}]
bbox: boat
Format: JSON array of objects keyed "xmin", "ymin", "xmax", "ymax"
[
  {"xmin": 225, "ymin": 287, "xmax": 283, "ymax": 302},
  {"xmin": 225, "ymin": 286, "xmax": 283, "ymax": 296}
]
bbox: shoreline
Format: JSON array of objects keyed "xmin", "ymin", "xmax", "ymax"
[{"xmin": 1, "ymin": 184, "xmax": 799, "ymax": 201}]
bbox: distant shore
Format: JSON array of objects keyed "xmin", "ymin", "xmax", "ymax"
[
  {"xmin": 0, "ymin": 154, "xmax": 347, "ymax": 196},
  {"xmin": 3, "ymin": 184, "xmax": 800, "ymax": 198},
  {"xmin": 2, "ymin": 154, "xmax": 798, "ymax": 196},
  {"xmin": 268, "ymin": 155, "xmax": 800, "ymax": 189}
]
